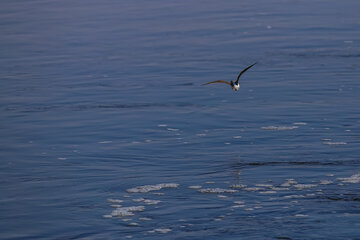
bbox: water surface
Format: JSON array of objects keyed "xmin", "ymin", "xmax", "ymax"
[{"xmin": 1, "ymin": 0, "xmax": 360, "ymax": 239}]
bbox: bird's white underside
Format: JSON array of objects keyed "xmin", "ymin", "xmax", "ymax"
[{"xmin": 233, "ymin": 83, "xmax": 240, "ymax": 91}]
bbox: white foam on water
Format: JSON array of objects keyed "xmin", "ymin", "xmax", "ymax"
[
  {"xmin": 231, "ymin": 205, "xmax": 245, "ymax": 209},
  {"xmin": 196, "ymin": 133, "xmax": 207, "ymax": 137},
  {"xmin": 322, "ymin": 138, "xmax": 332, "ymax": 141},
  {"xmin": 293, "ymin": 122, "xmax": 307, "ymax": 125},
  {"xmin": 157, "ymin": 124, "xmax": 167, "ymax": 127},
  {"xmin": 243, "ymin": 187, "xmax": 264, "ymax": 192},
  {"xmin": 217, "ymin": 194, "xmax": 228, "ymax": 199},
  {"xmin": 198, "ymin": 188, "xmax": 238, "ymax": 194},
  {"xmin": 107, "ymin": 199, "xmax": 123, "ymax": 203},
  {"xmin": 149, "ymin": 228, "xmax": 172, "ymax": 234},
  {"xmin": 132, "ymin": 198, "xmax": 161, "ymax": 205},
  {"xmin": 122, "ymin": 218, "xmax": 132, "ymax": 222},
  {"xmin": 323, "ymin": 141, "xmax": 347, "ymax": 145},
  {"xmin": 127, "ymin": 183, "xmax": 179, "ymax": 193},
  {"xmin": 214, "ymin": 215, "xmax": 225, "ymax": 221},
  {"xmin": 144, "ymin": 199, "xmax": 161, "ymax": 205},
  {"xmin": 167, "ymin": 128, "xmax": 179, "ymax": 132},
  {"xmin": 293, "ymin": 184, "xmax": 317, "ymax": 190},
  {"xmin": 57, "ymin": 157, "xmax": 67, "ymax": 160},
  {"xmin": 281, "ymin": 179, "xmax": 298, "ymax": 187},
  {"xmin": 113, "ymin": 211, "xmax": 134, "ymax": 217},
  {"xmin": 98, "ymin": 141, "xmax": 112, "ymax": 144},
  {"xmin": 259, "ymin": 191, "xmax": 277, "ymax": 194},
  {"xmin": 284, "ymin": 195, "xmax": 305, "ymax": 199},
  {"xmin": 234, "ymin": 201, "xmax": 245, "ymax": 205},
  {"xmin": 110, "ymin": 204, "xmax": 122, "ymax": 208},
  {"xmin": 232, "ymin": 136, "xmax": 242, "ymax": 139},
  {"xmin": 270, "ymin": 187, "xmax": 289, "ymax": 191},
  {"xmin": 261, "ymin": 126, "xmax": 299, "ymax": 131},
  {"xmin": 188, "ymin": 185, "xmax": 202, "ymax": 189},
  {"xmin": 319, "ymin": 180, "xmax": 333, "ymax": 185},
  {"xmin": 111, "ymin": 206, "xmax": 145, "ymax": 217},
  {"xmin": 338, "ymin": 173, "xmax": 360, "ymax": 183},
  {"xmin": 139, "ymin": 217, "xmax": 152, "ymax": 221},
  {"xmin": 128, "ymin": 222, "xmax": 139, "ymax": 227},
  {"xmin": 294, "ymin": 214, "xmax": 308, "ymax": 217}
]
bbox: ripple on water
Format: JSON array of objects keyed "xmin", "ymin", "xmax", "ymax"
[
  {"xmin": 261, "ymin": 126, "xmax": 299, "ymax": 130},
  {"xmin": 323, "ymin": 141, "xmax": 347, "ymax": 146},
  {"xmin": 132, "ymin": 198, "xmax": 161, "ymax": 205},
  {"xmin": 126, "ymin": 183, "xmax": 179, "ymax": 193},
  {"xmin": 242, "ymin": 187, "xmax": 264, "ymax": 192},
  {"xmin": 104, "ymin": 173, "xmax": 360, "ymax": 236}
]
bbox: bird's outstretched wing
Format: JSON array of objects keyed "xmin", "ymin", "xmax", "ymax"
[
  {"xmin": 202, "ymin": 80, "xmax": 231, "ymax": 86},
  {"xmin": 236, "ymin": 62, "xmax": 257, "ymax": 84}
]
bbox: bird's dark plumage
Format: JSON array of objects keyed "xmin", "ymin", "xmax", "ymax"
[
  {"xmin": 235, "ymin": 62, "xmax": 257, "ymax": 84},
  {"xmin": 203, "ymin": 62, "xmax": 257, "ymax": 91},
  {"xmin": 202, "ymin": 80, "xmax": 232, "ymax": 86}
]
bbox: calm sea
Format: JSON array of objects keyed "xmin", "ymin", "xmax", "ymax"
[{"xmin": 1, "ymin": 0, "xmax": 360, "ymax": 239}]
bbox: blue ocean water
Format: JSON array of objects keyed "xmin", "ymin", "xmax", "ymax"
[{"xmin": 1, "ymin": 0, "xmax": 360, "ymax": 239}]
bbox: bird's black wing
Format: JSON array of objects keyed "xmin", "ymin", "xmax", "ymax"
[{"xmin": 235, "ymin": 62, "xmax": 257, "ymax": 84}]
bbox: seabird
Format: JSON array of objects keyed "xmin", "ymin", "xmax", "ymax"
[{"xmin": 203, "ymin": 62, "xmax": 257, "ymax": 91}]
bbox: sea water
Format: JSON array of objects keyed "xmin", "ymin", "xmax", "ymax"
[{"xmin": 1, "ymin": 0, "xmax": 360, "ymax": 239}]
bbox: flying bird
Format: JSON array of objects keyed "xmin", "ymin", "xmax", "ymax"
[{"xmin": 203, "ymin": 62, "xmax": 257, "ymax": 91}]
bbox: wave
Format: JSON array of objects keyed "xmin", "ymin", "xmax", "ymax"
[{"xmin": 4, "ymin": 102, "xmax": 205, "ymax": 113}]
